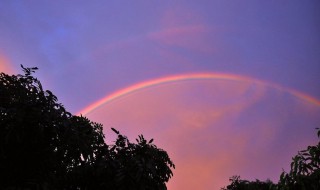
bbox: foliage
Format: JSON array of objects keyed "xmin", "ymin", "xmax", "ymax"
[
  {"xmin": 222, "ymin": 129, "xmax": 320, "ymax": 190},
  {"xmin": 221, "ymin": 176, "xmax": 277, "ymax": 190},
  {"xmin": 78, "ymin": 129, "xmax": 175, "ymax": 190},
  {"xmin": 278, "ymin": 128, "xmax": 320, "ymax": 190},
  {"xmin": 0, "ymin": 66, "xmax": 174, "ymax": 189}
]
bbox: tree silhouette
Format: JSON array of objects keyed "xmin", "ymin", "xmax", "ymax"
[
  {"xmin": 0, "ymin": 66, "xmax": 174, "ymax": 189},
  {"xmin": 222, "ymin": 129, "xmax": 320, "ymax": 190},
  {"xmin": 277, "ymin": 128, "xmax": 320, "ymax": 190},
  {"xmin": 221, "ymin": 175, "xmax": 277, "ymax": 190}
]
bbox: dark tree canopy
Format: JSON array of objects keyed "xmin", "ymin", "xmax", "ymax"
[
  {"xmin": 277, "ymin": 128, "xmax": 320, "ymax": 190},
  {"xmin": 221, "ymin": 176, "xmax": 276, "ymax": 190},
  {"xmin": 222, "ymin": 129, "xmax": 320, "ymax": 190},
  {"xmin": 0, "ymin": 66, "xmax": 174, "ymax": 190}
]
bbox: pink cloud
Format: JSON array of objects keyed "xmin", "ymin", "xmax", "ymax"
[
  {"xmin": 147, "ymin": 6, "xmax": 215, "ymax": 54},
  {"xmin": 148, "ymin": 25, "xmax": 214, "ymax": 54}
]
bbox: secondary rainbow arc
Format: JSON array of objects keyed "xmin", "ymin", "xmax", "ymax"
[{"xmin": 77, "ymin": 73, "xmax": 320, "ymax": 116}]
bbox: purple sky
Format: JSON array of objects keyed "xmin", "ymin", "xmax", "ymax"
[{"xmin": 1, "ymin": 1, "xmax": 320, "ymax": 189}]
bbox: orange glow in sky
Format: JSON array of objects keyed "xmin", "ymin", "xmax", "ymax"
[
  {"xmin": 0, "ymin": 55, "xmax": 14, "ymax": 74},
  {"xmin": 81, "ymin": 77, "xmax": 320, "ymax": 189}
]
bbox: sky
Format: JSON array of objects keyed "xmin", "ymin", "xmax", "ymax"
[{"xmin": 0, "ymin": 1, "xmax": 320, "ymax": 189}]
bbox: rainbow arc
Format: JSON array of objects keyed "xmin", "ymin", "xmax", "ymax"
[{"xmin": 77, "ymin": 73, "xmax": 320, "ymax": 116}]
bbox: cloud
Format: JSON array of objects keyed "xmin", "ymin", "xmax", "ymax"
[
  {"xmin": 147, "ymin": 5, "xmax": 215, "ymax": 54},
  {"xmin": 148, "ymin": 25, "xmax": 215, "ymax": 55}
]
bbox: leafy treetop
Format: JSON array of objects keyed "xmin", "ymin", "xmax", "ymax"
[
  {"xmin": 221, "ymin": 128, "xmax": 320, "ymax": 190},
  {"xmin": 0, "ymin": 65, "xmax": 174, "ymax": 190}
]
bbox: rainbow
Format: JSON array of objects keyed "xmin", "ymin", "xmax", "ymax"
[{"xmin": 77, "ymin": 73, "xmax": 320, "ymax": 116}]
